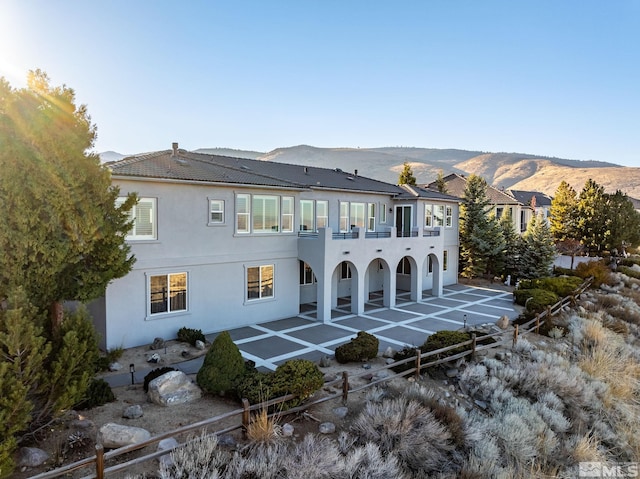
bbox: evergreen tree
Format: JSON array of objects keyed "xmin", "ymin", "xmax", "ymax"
[
  {"xmin": 398, "ymin": 161, "xmax": 417, "ymax": 186},
  {"xmin": 459, "ymin": 175, "xmax": 494, "ymax": 278},
  {"xmin": 550, "ymin": 180, "xmax": 578, "ymax": 242},
  {"xmin": 499, "ymin": 209, "xmax": 520, "ymax": 281},
  {"xmin": 575, "ymin": 179, "xmax": 609, "ymax": 255},
  {"xmin": 604, "ymin": 190, "xmax": 640, "ymax": 253},
  {"xmin": 484, "ymin": 212, "xmax": 507, "ymax": 280},
  {"xmin": 0, "ymin": 71, "xmax": 136, "ymax": 327},
  {"xmin": 520, "ymin": 214, "xmax": 557, "ymax": 279},
  {"xmin": 435, "ymin": 170, "xmax": 448, "ymax": 193}
]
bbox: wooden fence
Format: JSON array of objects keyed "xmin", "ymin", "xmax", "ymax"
[{"xmin": 28, "ymin": 277, "xmax": 592, "ymax": 479}]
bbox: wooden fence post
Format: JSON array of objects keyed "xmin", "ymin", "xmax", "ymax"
[
  {"xmin": 471, "ymin": 333, "xmax": 477, "ymax": 357},
  {"xmin": 241, "ymin": 398, "xmax": 250, "ymax": 437},
  {"xmin": 512, "ymin": 324, "xmax": 518, "ymax": 348},
  {"xmin": 535, "ymin": 315, "xmax": 540, "ymax": 334},
  {"xmin": 342, "ymin": 372, "xmax": 349, "ymax": 405},
  {"xmin": 95, "ymin": 443, "xmax": 104, "ymax": 479},
  {"xmin": 415, "ymin": 348, "xmax": 421, "ymax": 380}
]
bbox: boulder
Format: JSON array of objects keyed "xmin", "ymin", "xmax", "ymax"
[
  {"xmin": 108, "ymin": 362, "xmax": 123, "ymax": 372},
  {"xmin": 99, "ymin": 423, "xmax": 151, "ymax": 449},
  {"xmin": 195, "ymin": 339, "xmax": 206, "ymax": 350},
  {"xmin": 157, "ymin": 437, "xmax": 179, "ymax": 468},
  {"xmin": 319, "ymin": 422, "xmax": 336, "ymax": 434},
  {"xmin": 123, "ymin": 404, "xmax": 144, "ymax": 419},
  {"xmin": 150, "ymin": 337, "xmax": 165, "ymax": 350},
  {"xmin": 282, "ymin": 423, "xmax": 295, "ymax": 437},
  {"xmin": 17, "ymin": 447, "xmax": 49, "ymax": 468},
  {"xmin": 496, "ymin": 315, "xmax": 510, "ymax": 330},
  {"xmin": 147, "ymin": 370, "xmax": 202, "ymax": 406},
  {"xmin": 332, "ymin": 406, "xmax": 348, "ymax": 419}
]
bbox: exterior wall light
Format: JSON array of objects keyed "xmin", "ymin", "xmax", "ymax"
[{"xmin": 130, "ymin": 363, "xmax": 135, "ymax": 385}]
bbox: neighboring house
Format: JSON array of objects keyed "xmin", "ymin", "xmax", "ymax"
[
  {"xmin": 506, "ymin": 189, "xmax": 553, "ymax": 226},
  {"xmin": 425, "ymin": 173, "xmax": 531, "ymax": 233},
  {"xmin": 91, "ymin": 144, "xmax": 460, "ymax": 349}
]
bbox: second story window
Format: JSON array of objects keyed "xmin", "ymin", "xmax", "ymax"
[
  {"xmin": 316, "ymin": 200, "xmax": 328, "ymax": 229},
  {"xmin": 118, "ymin": 197, "xmax": 157, "ymax": 241},
  {"xmin": 350, "ymin": 202, "xmax": 365, "ymax": 229},
  {"xmin": 367, "ymin": 203, "xmax": 376, "ymax": 232},
  {"xmin": 340, "ymin": 202, "xmax": 349, "ymax": 232},
  {"xmin": 236, "ymin": 194, "xmax": 250, "ymax": 233},
  {"xmin": 252, "ymin": 195, "xmax": 279, "ymax": 233},
  {"xmin": 209, "ymin": 199, "xmax": 224, "ymax": 224},
  {"xmin": 281, "ymin": 197, "xmax": 294, "ymax": 233},
  {"xmin": 424, "ymin": 204, "xmax": 433, "ymax": 227},
  {"xmin": 236, "ymin": 193, "xmax": 293, "ymax": 234},
  {"xmin": 434, "ymin": 205, "xmax": 444, "ymax": 227},
  {"xmin": 300, "ymin": 200, "xmax": 314, "ymax": 231},
  {"xmin": 445, "ymin": 206, "xmax": 453, "ymax": 227}
]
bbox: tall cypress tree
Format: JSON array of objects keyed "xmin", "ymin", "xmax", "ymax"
[
  {"xmin": 550, "ymin": 180, "xmax": 578, "ymax": 243},
  {"xmin": 520, "ymin": 214, "xmax": 557, "ymax": 278},
  {"xmin": 575, "ymin": 179, "xmax": 608, "ymax": 255}
]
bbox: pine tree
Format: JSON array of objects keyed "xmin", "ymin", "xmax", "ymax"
[
  {"xmin": 484, "ymin": 212, "xmax": 507, "ymax": 280},
  {"xmin": 499, "ymin": 209, "xmax": 520, "ymax": 281},
  {"xmin": 435, "ymin": 170, "xmax": 448, "ymax": 193},
  {"xmin": 398, "ymin": 161, "xmax": 417, "ymax": 185},
  {"xmin": 459, "ymin": 175, "xmax": 494, "ymax": 278},
  {"xmin": 604, "ymin": 190, "xmax": 640, "ymax": 253},
  {"xmin": 550, "ymin": 180, "xmax": 578, "ymax": 242},
  {"xmin": 575, "ymin": 179, "xmax": 609, "ymax": 255},
  {"xmin": 520, "ymin": 214, "xmax": 557, "ymax": 278}
]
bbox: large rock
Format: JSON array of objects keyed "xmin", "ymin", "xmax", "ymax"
[
  {"xmin": 496, "ymin": 315, "xmax": 510, "ymax": 330},
  {"xmin": 17, "ymin": 447, "xmax": 49, "ymax": 467},
  {"xmin": 99, "ymin": 423, "xmax": 151, "ymax": 449},
  {"xmin": 147, "ymin": 370, "xmax": 202, "ymax": 406}
]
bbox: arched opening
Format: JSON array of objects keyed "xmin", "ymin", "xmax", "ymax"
[{"xmin": 422, "ymin": 253, "xmax": 441, "ymax": 298}]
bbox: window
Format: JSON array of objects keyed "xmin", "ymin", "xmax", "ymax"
[
  {"xmin": 445, "ymin": 206, "xmax": 453, "ymax": 227},
  {"xmin": 281, "ymin": 197, "xmax": 294, "ymax": 233},
  {"xmin": 316, "ymin": 200, "xmax": 328, "ymax": 229},
  {"xmin": 299, "ymin": 261, "xmax": 316, "ymax": 285},
  {"xmin": 434, "ymin": 205, "xmax": 444, "ymax": 227},
  {"xmin": 496, "ymin": 207, "xmax": 504, "ymax": 219},
  {"xmin": 424, "ymin": 204, "xmax": 433, "ymax": 227},
  {"xmin": 247, "ymin": 265, "xmax": 274, "ymax": 300},
  {"xmin": 381, "ymin": 203, "xmax": 387, "ymax": 223},
  {"xmin": 396, "ymin": 257, "xmax": 411, "ymax": 275},
  {"xmin": 340, "ymin": 262, "xmax": 352, "ymax": 279},
  {"xmin": 367, "ymin": 203, "xmax": 376, "ymax": 231},
  {"xmin": 443, "ymin": 250, "xmax": 448, "ymax": 271},
  {"xmin": 300, "ymin": 200, "xmax": 314, "ymax": 231},
  {"xmin": 118, "ymin": 197, "xmax": 157, "ymax": 240},
  {"xmin": 209, "ymin": 199, "xmax": 224, "ymax": 224},
  {"xmin": 149, "ymin": 272, "xmax": 187, "ymax": 315},
  {"xmin": 350, "ymin": 202, "xmax": 365, "ymax": 229},
  {"xmin": 340, "ymin": 202, "xmax": 349, "ymax": 232},
  {"xmin": 236, "ymin": 194, "xmax": 250, "ymax": 233},
  {"xmin": 252, "ymin": 195, "xmax": 279, "ymax": 233},
  {"xmin": 520, "ymin": 210, "xmax": 527, "ymax": 232}
]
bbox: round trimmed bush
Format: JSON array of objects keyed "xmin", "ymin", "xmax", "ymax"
[
  {"xmin": 76, "ymin": 379, "xmax": 115, "ymax": 410},
  {"xmin": 196, "ymin": 331, "xmax": 245, "ymax": 396},
  {"xmin": 271, "ymin": 359, "xmax": 324, "ymax": 408},
  {"xmin": 177, "ymin": 327, "xmax": 206, "ymax": 346},
  {"xmin": 335, "ymin": 331, "xmax": 379, "ymax": 363},
  {"xmin": 514, "ymin": 288, "xmax": 559, "ymax": 313}
]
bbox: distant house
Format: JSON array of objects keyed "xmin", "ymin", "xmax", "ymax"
[
  {"xmin": 506, "ymin": 189, "xmax": 553, "ymax": 226},
  {"xmin": 91, "ymin": 144, "xmax": 461, "ymax": 349},
  {"xmin": 425, "ymin": 173, "xmax": 532, "ymax": 233}
]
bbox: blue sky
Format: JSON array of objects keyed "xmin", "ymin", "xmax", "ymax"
[{"xmin": 1, "ymin": 1, "xmax": 638, "ymax": 166}]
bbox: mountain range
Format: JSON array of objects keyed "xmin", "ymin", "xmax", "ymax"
[{"xmin": 101, "ymin": 146, "xmax": 640, "ymax": 199}]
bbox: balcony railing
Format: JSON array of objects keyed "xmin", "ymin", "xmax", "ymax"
[
  {"xmin": 365, "ymin": 231, "xmax": 392, "ymax": 239},
  {"xmin": 422, "ymin": 229, "xmax": 441, "ymax": 237}
]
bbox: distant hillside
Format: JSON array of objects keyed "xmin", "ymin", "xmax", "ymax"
[
  {"xmin": 101, "ymin": 145, "xmax": 640, "ymax": 199},
  {"xmin": 99, "ymin": 151, "xmax": 126, "ymax": 163}
]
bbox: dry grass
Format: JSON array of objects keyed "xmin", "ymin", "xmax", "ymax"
[
  {"xmin": 582, "ymin": 319, "xmax": 608, "ymax": 348},
  {"xmin": 570, "ymin": 432, "xmax": 606, "ymax": 463},
  {"xmin": 246, "ymin": 406, "xmax": 281, "ymax": 443}
]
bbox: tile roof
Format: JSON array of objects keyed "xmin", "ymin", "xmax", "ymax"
[
  {"xmin": 424, "ymin": 173, "xmax": 522, "ymax": 205},
  {"xmin": 107, "ymin": 146, "xmax": 404, "ymax": 195},
  {"xmin": 507, "ymin": 189, "xmax": 553, "ymax": 207}
]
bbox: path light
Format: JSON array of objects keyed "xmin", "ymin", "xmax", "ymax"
[
  {"xmin": 464, "ymin": 314, "xmax": 467, "ymax": 329},
  {"xmin": 129, "ymin": 363, "xmax": 135, "ymax": 385}
]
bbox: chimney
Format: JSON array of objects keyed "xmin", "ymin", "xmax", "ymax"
[
  {"xmin": 172, "ymin": 142, "xmax": 178, "ymax": 156},
  {"xmin": 354, "ymin": 169, "xmax": 358, "ymax": 176}
]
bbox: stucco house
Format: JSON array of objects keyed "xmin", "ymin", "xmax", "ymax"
[
  {"xmin": 425, "ymin": 173, "xmax": 533, "ymax": 233},
  {"xmin": 91, "ymin": 144, "xmax": 460, "ymax": 349},
  {"xmin": 506, "ymin": 189, "xmax": 553, "ymax": 226}
]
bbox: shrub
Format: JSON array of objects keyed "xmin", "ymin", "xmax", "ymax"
[
  {"xmin": 619, "ymin": 256, "xmax": 640, "ymax": 267},
  {"xmin": 177, "ymin": 326, "xmax": 206, "ymax": 346},
  {"xmin": 422, "ymin": 330, "xmax": 472, "ymax": 354},
  {"xmin": 518, "ymin": 276, "xmax": 583, "ymax": 297},
  {"xmin": 271, "ymin": 359, "xmax": 324, "ymax": 409},
  {"xmin": 513, "ymin": 289, "xmax": 559, "ymax": 313},
  {"xmin": 237, "ymin": 360, "xmax": 324, "ymax": 410},
  {"xmin": 335, "ymin": 331, "xmax": 379, "ymax": 363},
  {"xmin": 575, "ymin": 260, "xmax": 613, "ymax": 288},
  {"xmin": 617, "ymin": 265, "xmax": 640, "ymax": 280},
  {"xmin": 75, "ymin": 379, "xmax": 115, "ymax": 410},
  {"xmin": 143, "ymin": 366, "xmax": 178, "ymax": 392},
  {"xmin": 196, "ymin": 331, "xmax": 245, "ymax": 396},
  {"xmin": 391, "ymin": 345, "xmax": 422, "ymax": 374},
  {"xmin": 95, "ymin": 346, "xmax": 124, "ymax": 372}
]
